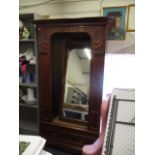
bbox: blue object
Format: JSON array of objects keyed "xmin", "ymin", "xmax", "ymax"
[{"xmin": 103, "ymin": 7, "xmax": 126, "ymax": 40}]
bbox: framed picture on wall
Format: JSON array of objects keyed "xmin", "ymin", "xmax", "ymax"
[
  {"xmin": 103, "ymin": 7, "xmax": 127, "ymax": 40},
  {"xmin": 127, "ymin": 4, "xmax": 135, "ymax": 32}
]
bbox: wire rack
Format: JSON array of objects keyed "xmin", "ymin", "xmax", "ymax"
[{"xmin": 102, "ymin": 88, "xmax": 135, "ymax": 155}]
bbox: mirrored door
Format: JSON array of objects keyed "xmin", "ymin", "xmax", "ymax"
[{"xmin": 51, "ymin": 33, "xmax": 91, "ymax": 124}]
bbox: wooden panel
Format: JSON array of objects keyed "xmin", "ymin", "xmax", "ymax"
[
  {"xmin": 39, "ymin": 53, "xmax": 52, "ymax": 121},
  {"xmin": 40, "ymin": 105, "xmax": 51, "ymax": 121},
  {"xmin": 88, "ymin": 112, "xmax": 100, "ymax": 130},
  {"xmin": 88, "ymin": 54, "xmax": 105, "ymax": 130},
  {"xmin": 34, "ymin": 17, "xmax": 115, "ymax": 28},
  {"xmin": 39, "ymin": 53, "xmax": 51, "ymax": 106},
  {"xmin": 90, "ymin": 54, "xmax": 105, "ymax": 109}
]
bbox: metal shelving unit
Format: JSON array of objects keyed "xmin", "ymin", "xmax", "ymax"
[
  {"xmin": 19, "ymin": 82, "xmax": 37, "ymax": 88},
  {"xmin": 19, "ymin": 39, "xmax": 35, "ymax": 42},
  {"xmin": 19, "ymin": 13, "xmax": 42, "ymax": 135},
  {"xmin": 102, "ymin": 89, "xmax": 135, "ymax": 155},
  {"xmin": 19, "ymin": 102, "xmax": 38, "ymax": 108},
  {"xmin": 19, "ymin": 118, "xmax": 38, "ymax": 135}
]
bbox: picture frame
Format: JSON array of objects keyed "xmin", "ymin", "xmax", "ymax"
[
  {"xmin": 19, "ymin": 135, "xmax": 46, "ymax": 155},
  {"xmin": 103, "ymin": 7, "xmax": 127, "ymax": 40},
  {"xmin": 127, "ymin": 4, "xmax": 135, "ymax": 32}
]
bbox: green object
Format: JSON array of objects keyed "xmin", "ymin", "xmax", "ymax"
[
  {"xmin": 28, "ymin": 23, "xmax": 34, "ymax": 39},
  {"xmin": 19, "ymin": 141, "xmax": 30, "ymax": 155}
]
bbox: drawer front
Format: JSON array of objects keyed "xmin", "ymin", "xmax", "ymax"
[{"xmin": 40, "ymin": 123, "xmax": 97, "ymax": 147}]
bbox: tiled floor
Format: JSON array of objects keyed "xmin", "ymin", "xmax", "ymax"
[{"xmin": 45, "ymin": 147, "xmax": 76, "ymax": 155}]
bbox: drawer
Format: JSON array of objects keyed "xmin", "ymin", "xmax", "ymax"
[{"xmin": 40, "ymin": 123, "xmax": 97, "ymax": 147}]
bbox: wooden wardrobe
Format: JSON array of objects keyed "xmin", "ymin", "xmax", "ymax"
[{"xmin": 35, "ymin": 17, "xmax": 114, "ymax": 154}]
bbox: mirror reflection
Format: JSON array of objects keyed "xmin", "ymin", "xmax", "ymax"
[{"xmin": 63, "ymin": 48, "xmax": 91, "ymax": 122}]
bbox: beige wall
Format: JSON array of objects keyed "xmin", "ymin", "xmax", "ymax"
[
  {"xmin": 101, "ymin": 0, "xmax": 135, "ymax": 53},
  {"xmin": 19, "ymin": 0, "xmax": 135, "ymax": 54},
  {"xmin": 19, "ymin": 0, "xmax": 101, "ymax": 18},
  {"xmin": 20, "ymin": 0, "xmax": 135, "ymax": 17},
  {"xmin": 101, "ymin": 0, "xmax": 135, "ymax": 8}
]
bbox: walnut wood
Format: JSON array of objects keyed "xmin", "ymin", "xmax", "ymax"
[{"xmin": 35, "ymin": 17, "xmax": 114, "ymax": 154}]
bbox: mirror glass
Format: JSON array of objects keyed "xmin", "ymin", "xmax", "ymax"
[{"xmin": 62, "ymin": 47, "xmax": 91, "ymax": 122}]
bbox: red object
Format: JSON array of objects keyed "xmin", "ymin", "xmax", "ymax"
[
  {"xmin": 21, "ymin": 64, "xmax": 27, "ymax": 73},
  {"xmin": 19, "ymin": 57, "xmax": 29, "ymax": 74},
  {"xmin": 82, "ymin": 94, "xmax": 111, "ymax": 155}
]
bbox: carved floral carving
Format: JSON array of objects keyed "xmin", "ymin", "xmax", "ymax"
[{"xmin": 38, "ymin": 26, "xmax": 106, "ymax": 53}]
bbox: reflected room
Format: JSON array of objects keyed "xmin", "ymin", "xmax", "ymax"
[{"xmin": 63, "ymin": 47, "xmax": 91, "ymax": 122}]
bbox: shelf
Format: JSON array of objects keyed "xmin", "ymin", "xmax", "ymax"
[
  {"xmin": 20, "ymin": 102, "xmax": 38, "ymax": 108},
  {"xmin": 19, "ymin": 119, "xmax": 38, "ymax": 134},
  {"xmin": 28, "ymin": 63, "xmax": 36, "ymax": 66},
  {"xmin": 19, "ymin": 128, "xmax": 38, "ymax": 135},
  {"xmin": 63, "ymin": 103, "xmax": 88, "ymax": 112},
  {"xmin": 19, "ymin": 82, "xmax": 37, "ymax": 87},
  {"xmin": 51, "ymin": 117, "xmax": 87, "ymax": 130},
  {"xmin": 19, "ymin": 13, "xmax": 41, "ymax": 137},
  {"xmin": 19, "ymin": 13, "xmax": 34, "ymax": 20},
  {"xmin": 19, "ymin": 39, "xmax": 35, "ymax": 42}
]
